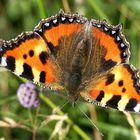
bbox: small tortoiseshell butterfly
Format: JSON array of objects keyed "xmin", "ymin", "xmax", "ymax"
[{"xmin": 0, "ymin": 10, "xmax": 140, "ymax": 112}]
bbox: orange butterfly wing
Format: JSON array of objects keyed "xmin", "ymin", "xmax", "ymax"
[
  {"xmin": 91, "ymin": 20, "xmax": 130, "ymax": 67},
  {"xmin": 0, "ymin": 32, "xmax": 57, "ymax": 84},
  {"xmin": 1, "ymin": 10, "xmax": 138, "ymax": 113},
  {"xmin": 0, "ymin": 11, "xmax": 87, "ymax": 87},
  {"xmin": 34, "ymin": 10, "xmax": 87, "ymax": 53},
  {"xmin": 80, "ymin": 64, "xmax": 140, "ymax": 112}
]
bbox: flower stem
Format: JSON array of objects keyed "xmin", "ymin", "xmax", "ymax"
[
  {"xmin": 40, "ymin": 93, "xmax": 91, "ymax": 140},
  {"xmin": 87, "ymin": 0, "xmax": 111, "ymax": 23},
  {"xmin": 37, "ymin": 0, "xmax": 46, "ymax": 18}
]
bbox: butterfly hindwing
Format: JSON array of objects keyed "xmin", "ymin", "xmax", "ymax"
[
  {"xmin": 0, "ymin": 32, "xmax": 57, "ymax": 84},
  {"xmin": 80, "ymin": 64, "xmax": 140, "ymax": 112}
]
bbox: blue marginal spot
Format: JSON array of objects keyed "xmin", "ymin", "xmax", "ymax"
[{"xmin": 0, "ymin": 47, "xmax": 3, "ymax": 52}]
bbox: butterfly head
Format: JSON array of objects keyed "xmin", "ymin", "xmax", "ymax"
[{"xmin": 68, "ymin": 93, "xmax": 79, "ymax": 106}]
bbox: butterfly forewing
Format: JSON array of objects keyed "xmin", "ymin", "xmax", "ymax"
[
  {"xmin": 34, "ymin": 10, "xmax": 87, "ymax": 56},
  {"xmin": 91, "ymin": 20, "xmax": 130, "ymax": 65},
  {"xmin": 0, "ymin": 32, "xmax": 57, "ymax": 85}
]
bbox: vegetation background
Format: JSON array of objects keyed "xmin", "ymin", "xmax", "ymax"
[{"xmin": 0, "ymin": 0, "xmax": 140, "ymax": 140}]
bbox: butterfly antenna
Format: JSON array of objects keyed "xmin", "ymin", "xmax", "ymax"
[
  {"xmin": 53, "ymin": 100, "xmax": 69, "ymax": 114},
  {"xmin": 75, "ymin": 102, "xmax": 104, "ymax": 136},
  {"xmin": 60, "ymin": 100, "xmax": 69, "ymax": 110}
]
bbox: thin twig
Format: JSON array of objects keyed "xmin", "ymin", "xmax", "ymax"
[
  {"xmin": 37, "ymin": 0, "xmax": 46, "ymax": 18},
  {"xmin": 62, "ymin": 0, "xmax": 71, "ymax": 12},
  {"xmin": 87, "ymin": 0, "xmax": 111, "ymax": 23},
  {"xmin": 88, "ymin": 104, "xmax": 103, "ymax": 140},
  {"xmin": 40, "ymin": 93, "xmax": 91, "ymax": 140},
  {"xmin": 124, "ymin": 112, "xmax": 140, "ymax": 140}
]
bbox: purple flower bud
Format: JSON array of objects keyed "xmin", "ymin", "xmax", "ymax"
[{"xmin": 17, "ymin": 81, "xmax": 39, "ymax": 108}]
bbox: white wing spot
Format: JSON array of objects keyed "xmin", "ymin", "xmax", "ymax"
[
  {"xmin": 53, "ymin": 19, "xmax": 57, "ymax": 24},
  {"xmin": 69, "ymin": 18, "xmax": 74, "ymax": 22},
  {"xmin": 104, "ymin": 27, "xmax": 108, "ymax": 31},
  {"xmin": 97, "ymin": 24, "xmax": 101, "ymax": 28},
  {"xmin": 111, "ymin": 30, "xmax": 116, "ymax": 35},
  {"xmin": 76, "ymin": 19, "xmax": 80, "ymax": 23},
  {"xmin": 1, "ymin": 57, "xmax": 7, "ymax": 66},
  {"xmin": 116, "ymin": 36, "xmax": 121, "ymax": 41},
  {"xmin": 44, "ymin": 22, "xmax": 50, "ymax": 27},
  {"xmin": 61, "ymin": 17, "xmax": 66, "ymax": 21},
  {"xmin": 134, "ymin": 104, "xmax": 140, "ymax": 112},
  {"xmin": 120, "ymin": 43, "xmax": 125, "ymax": 48}
]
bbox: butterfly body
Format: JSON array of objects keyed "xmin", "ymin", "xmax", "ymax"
[
  {"xmin": 52, "ymin": 22, "xmax": 110, "ymax": 102},
  {"xmin": 1, "ymin": 10, "xmax": 140, "ymax": 112}
]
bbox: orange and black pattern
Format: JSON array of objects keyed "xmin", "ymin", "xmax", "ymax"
[
  {"xmin": 80, "ymin": 64, "xmax": 140, "ymax": 112},
  {"xmin": 0, "ymin": 32, "xmax": 57, "ymax": 84},
  {"xmin": 0, "ymin": 10, "xmax": 140, "ymax": 113}
]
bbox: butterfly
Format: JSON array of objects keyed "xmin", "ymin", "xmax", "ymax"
[{"xmin": 0, "ymin": 9, "xmax": 140, "ymax": 113}]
